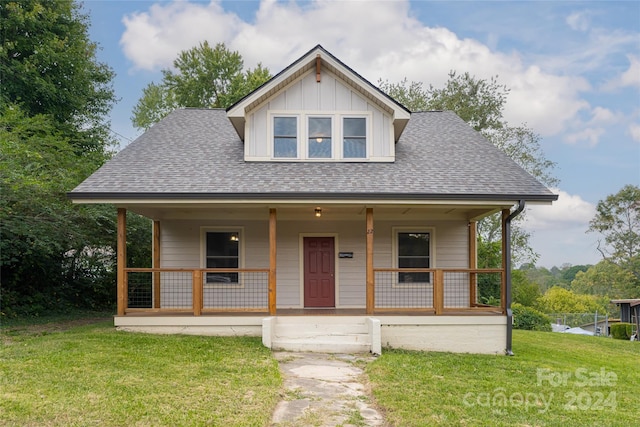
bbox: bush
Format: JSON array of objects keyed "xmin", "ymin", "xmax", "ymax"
[
  {"xmin": 610, "ymin": 323, "xmax": 634, "ymax": 340},
  {"xmin": 512, "ymin": 303, "xmax": 552, "ymax": 331}
]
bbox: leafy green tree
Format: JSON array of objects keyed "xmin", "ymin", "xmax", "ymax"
[
  {"xmin": 132, "ymin": 41, "xmax": 271, "ymax": 130},
  {"xmin": 537, "ymin": 286, "xmax": 608, "ymax": 314},
  {"xmin": 379, "ymin": 73, "xmax": 558, "ymax": 266},
  {"xmin": 571, "ymin": 261, "xmax": 638, "ymax": 299},
  {"xmin": 512, "ymin": 270, "xmax": 542, "ymax": 307},
  {"xmin": 588, "ymin": 184, "xmax": 640, "ymax": 281},
  {"xmin": 0, "ymin": 0, "xmax": 115, "ymax": 150},
  {"xmin": 0, "ymin": 0, "xmax": 127, "ymax": 316}
]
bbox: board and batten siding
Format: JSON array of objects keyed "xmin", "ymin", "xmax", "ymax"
[
  {"xmin": 158, "ymin": 218, "xmax": 469, "ymax": 309},
  {"xmin": 244, "ymin": 68, "xmax": 394, "ymax": 161}
]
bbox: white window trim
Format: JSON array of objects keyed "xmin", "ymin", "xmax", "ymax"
[
  {"xmin": 391, "ymin": 227, "xmax": 435, "ymax": 289},
  {"xmin": 268, "ymin": 110, "xmax": 372, "ymax": 161},
  {"xmin": 200, "ymin": 227, "xmax": 245, "ymax": 289}
]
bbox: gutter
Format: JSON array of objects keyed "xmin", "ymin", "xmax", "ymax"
[{"xmin": 505, "ymin": 200, "xmax": 525, "ymax": 356}]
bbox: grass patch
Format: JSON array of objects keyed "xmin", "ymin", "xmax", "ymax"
[
  {"xmin": 367, "ymin": 330, "xmax": 639, "ymax": 426},
  {"xmin": 0, "ymin": 321, "xmax": 281, "ymax": 426}
]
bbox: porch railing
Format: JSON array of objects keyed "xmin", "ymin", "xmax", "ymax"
[
  {"xmin": 124, "ymin": 268, "xmax": 270, "ymax": 314},
  {"xmin": 373, "ymin": 268, "xmax": 505, "ymax": 314},
  {"xmin": 122, "ymin": 268, "xmax": 504, "ymax": 315}
]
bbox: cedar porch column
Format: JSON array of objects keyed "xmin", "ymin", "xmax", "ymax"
[
  {"xmin": 366, "ymin": 208, "xmax": 374, "ymax": 314},
  {"xmin": 501, "ymin": 209, "xmax": 509, "ymax": 312},
  {"xmin": 117, "ymin": 208, "xmax": 127, "ymax": 316},
  {"xmin": 269, "ymin": 208, "xmax": 277, "ymax": 315},
  {"xmin": 469, "ymin": 220, "xmax": 477, "ymax": 307},
  {"xmin": 153, "ymin": 220, "xmax": 161, "ymax": 309}
]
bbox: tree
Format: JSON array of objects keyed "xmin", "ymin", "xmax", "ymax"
[
  {"xmin": 0, "ymin": 0, "xmax": 123, "ymax": 316},
  {"xmin": 132, "ymin": 41, "xmax": 271, "ymax": 130},
  {"xmin": 588, "ymin": 184, "xmax": 640, "ymax": 281},
  {"xmin": 571, "ymin": 261, "xmax": 638, "ymax": 299},
  {"xmin": 0, "ymin": 0, "xmax": 115, "ymax": 150},
  {"xmin": 537, "ymin": 287, "xmax": 608, "ymax": 314},
  {"xmin": 379, "ymin": 73, "xmax": 558, "ymax": 265}
]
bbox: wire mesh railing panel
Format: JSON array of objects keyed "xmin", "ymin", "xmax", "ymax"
[
  {"xmin": 203, "ymin": 271, "xmax": 268, "ymax": 309},
  {"xmin": 443, "ymin": 271, "xmax": 471, "ymax": 308},
  {"xmin": 475, "ymin": 271, "xmax": 503, "ymax": 308},
  {"xmin": 374, "ymin": 270, "xmax": 434, "ymax": 309},
  {"xmin": 127, "ymin": 272, "xmax": 153, "ymax": 308},
  {"xmin": 159, "ymin": 271, "xmax": 193, "ymax": 308}
]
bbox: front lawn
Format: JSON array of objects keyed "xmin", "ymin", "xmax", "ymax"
[
  {"xmin": 367, "ymin": 330, "xmax": 639, "ymax": 426},
  {"xmin": 0, "ymin": 321, "xmax": 281, "ymax": 426}
]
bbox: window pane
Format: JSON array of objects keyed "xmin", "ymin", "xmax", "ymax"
[
  {"xmin": 206, "ymin": 232, "xmax": 239, "ymax": 283},
  {"xmin": 274, "ymin": 117, "xmax": 297, "ymax": 158},
  {"xmin": 398, "ymin": 232, "xmax": 430, "ymax": 283},
  {"xmin": 344, "ymin": 118, "xmax": 365, "ymax": 136},
  {"xmin": 275, "ymin": 137, "xmax": 297, "ymax": 157},
  {"xmin": 274, "ymin": 117, "xmax": 296, "ymax": 136},
  {"xmin": 308, "ymin": 117, "xmax": 332, "ymax": 158},
  {"xmin": 398, "ymin": 233, "xmax": 430, "ymax": 257},
  {"xmin": 344, "ymin": 138, "xmax": 366, "ymax": 158},
  {"xmin": 343, "ymin": 118, "xmax": 366, "ymax": 158}
]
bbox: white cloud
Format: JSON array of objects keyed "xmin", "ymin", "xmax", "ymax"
[
  {"xmin": 120, "ymin": 0, "xmax": 589, "ymax": 138},
  {"xmin": 566, "ymin": 10, "xmax": 593, "ymax": 32},
  {"xmin": 524, "ymin": 189, "xmax": 596, "ymax": 231},
  {"xmin": 564, "ymin": 127, "xmax": 605, "ymax": 146},
  {"xmin": 603, "ymin": 54, "xmax": 640, "ymax": 91},
  {"xmin": 629, "ymin": 122, "xmax": 640, "ymax": 142}
]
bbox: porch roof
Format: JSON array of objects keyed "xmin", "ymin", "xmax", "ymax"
[{"xmin": 69, "ymin": 109, "xmax": 557, "ymax": 204}]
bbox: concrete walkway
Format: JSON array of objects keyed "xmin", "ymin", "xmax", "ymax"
[{"xmin": 270, "ymin": 352, "xmax": 386, "ymax": 427}]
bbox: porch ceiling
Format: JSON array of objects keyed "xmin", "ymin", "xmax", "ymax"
[{"xmin": 122, "ymin": 202, "xmax": 508, "ymax": 222}]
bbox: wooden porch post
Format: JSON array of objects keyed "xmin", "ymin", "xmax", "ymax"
[
  {"xmin": 501, "ymin": 209, "xmax": 509, "ymax": 312},
  {"xmin": 153, "ymin": 221, "xmax": 161, "ymax": 309},
  {"xmin": 192, "ymin": 270, "xmax": 202, "ymax": 316},
  {"xmin": 469, "ymin": 221, "xmax": 477, "ymax": 307},
  {"xmin": 269, "ymin": 208, "xmax": 277, "ymax": 315},
  {"xmin": 117, "ymin": 208, "xmax": 127, "ymax": 316},
  {"xmin": 434, "ymin": 269, "xmax": 444, "ymax": 315},
  {"xmin": 366, "ymin": 208, "xmax": 374, "ymax": 314}
]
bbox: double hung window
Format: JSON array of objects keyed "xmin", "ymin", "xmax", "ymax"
[
  {"xmin": 204, "ymin": 231, "xmax": 240, "ymax": 285},
  {"xmin": 396, "ymin": 231, "xmax": 431, "ymax": 284},
  {"xmin": 272, "ymin": 113, "xmax": 368, "ymax": 160}
]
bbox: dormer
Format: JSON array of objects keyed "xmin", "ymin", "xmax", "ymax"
[{"xmin": 226, "ymin": 45, "xmax": 411, "ymax": 162}]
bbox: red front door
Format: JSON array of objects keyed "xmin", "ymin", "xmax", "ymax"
[{"xmin": 303, "ymin": 237, "xmax": 335, "ymax": 307}]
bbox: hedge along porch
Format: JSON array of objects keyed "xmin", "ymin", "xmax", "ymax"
[{"xmin": 70, "ymin": 45, "xmax": 556, "ymax": 354}]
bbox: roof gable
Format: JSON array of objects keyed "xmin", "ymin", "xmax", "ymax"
[{"xmin": 226, "ymin": 45, "xmax": 411, "ymax": 141}]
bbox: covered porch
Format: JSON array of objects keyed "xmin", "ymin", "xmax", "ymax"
[{"xmin": 115, "ymin": 204, "xmax": 515, "ymax": 317}]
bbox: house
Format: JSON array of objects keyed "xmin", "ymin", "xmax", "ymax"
[
  {"xmin": 611, "ymin": 299, "xmax": 640, "ymax": 337},
  {"xmin": 69, "ymin": 45, "xmax": 557, "ymax": 354}
]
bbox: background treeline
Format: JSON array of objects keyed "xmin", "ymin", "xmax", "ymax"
[{"xmin": 0, "ymin": 0, "xmax": 151, "ymax": 317}]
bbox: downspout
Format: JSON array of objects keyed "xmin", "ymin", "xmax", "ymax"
[{"xmin": 505, "ymin": 200, "xmax": 525, "ymax": 356}]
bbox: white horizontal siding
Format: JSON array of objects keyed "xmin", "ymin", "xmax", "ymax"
[
  {"xmin": 157, "ymin": 217, "xmax": 470, "ymax": 309},
  {"xmin": 245, "ymin": 68, "xmax": 393, "ymax": 161}
]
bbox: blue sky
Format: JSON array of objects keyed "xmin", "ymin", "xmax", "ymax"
[{"xmin": 81, "ymin": 0, "xmax": 640, "ymax": 268}]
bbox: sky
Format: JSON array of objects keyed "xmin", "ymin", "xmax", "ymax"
[{"xmin": 81, "ymin": 0, "xmax": 640, "ymax": 268}]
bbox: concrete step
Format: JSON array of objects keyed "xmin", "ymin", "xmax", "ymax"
[{"xmin": 263, "ymin": 316, "xmax": 381, "ymax": 354}]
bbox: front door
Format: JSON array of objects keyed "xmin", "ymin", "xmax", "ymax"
[{"xmin": 303, "ymin": 237, "xmax": 335, "ymax": 307}]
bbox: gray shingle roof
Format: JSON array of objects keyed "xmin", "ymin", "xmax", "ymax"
[{"xmin": 69, "ymin": 108, "xmax": 556, "ymax": 201}]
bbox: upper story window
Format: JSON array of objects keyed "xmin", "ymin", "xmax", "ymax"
[
  {"xmin": 343, "ymin": 117, "xmax": 366, "ymax": 158},
  {"xmin": 308, "ymin": 117, "xmax": 332, "ymax": 158},
  {"xmin": 271, "ymin": 112, "xmax": 369, "ymax": 161},
  {"xmin": 274, "ymin": 116, "xmax": 298, "ymax": 158}
]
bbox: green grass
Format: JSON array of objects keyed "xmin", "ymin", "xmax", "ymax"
[
  {"xmin": 0, "ymin": 321, "xmax": 281, "ymax": 426},
  {"xmin": 367, "ymin": 330, "xmax": 639, "ymax": 426}
]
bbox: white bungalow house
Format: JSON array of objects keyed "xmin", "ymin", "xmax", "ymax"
[{"xmin": 69, "ymin": 45, "xmax": 557, "ymax": 354}]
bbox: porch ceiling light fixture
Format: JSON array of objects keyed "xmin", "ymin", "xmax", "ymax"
[{"xmin": 314, "ymin": 207, "xmax": 322, "ymax": 217}]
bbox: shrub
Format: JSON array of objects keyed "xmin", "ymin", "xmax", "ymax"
[
  {"xmin": 610, "ymin": 323, "xmax": 634, "ymax": 340},
  {"xmin": 512, "ymin": 303, "xmax": 552, "ymax": 331}
]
